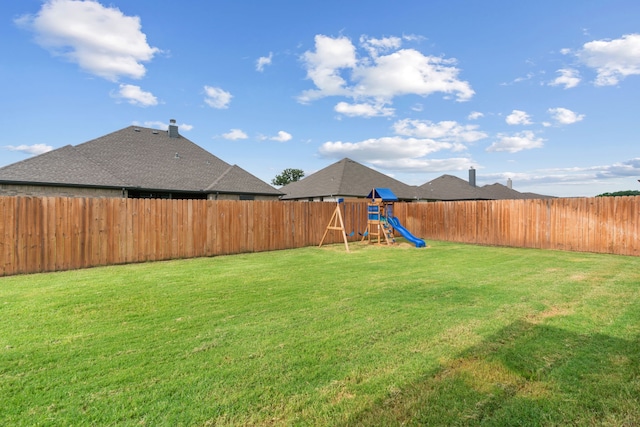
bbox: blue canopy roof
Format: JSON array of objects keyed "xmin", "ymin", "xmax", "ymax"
[{"xmin": 367, "ymin": 188, "xmax": 398, "ymax": 201}]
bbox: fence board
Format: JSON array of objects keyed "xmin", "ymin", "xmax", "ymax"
[
  {"xmin": 0, "ymin": 198, "xmax": 5, "ymax": 275},
  {"xmin": 630, "ymin": 197, "xmax": 640, "ymax": 257}
]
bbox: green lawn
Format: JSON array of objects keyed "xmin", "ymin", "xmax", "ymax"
[{"xmin": 1, "ymin": 240, "xmax": 639, "ymax": 426}]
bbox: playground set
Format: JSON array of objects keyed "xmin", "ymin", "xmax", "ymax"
[{"xmin": 319, "ymin": 188, "xmax": 426, "ymax": 252}]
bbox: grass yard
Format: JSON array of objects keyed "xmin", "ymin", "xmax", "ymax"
[{"xmin": 1, "ymin": 240, "xmax": 639, "ymax": 426}]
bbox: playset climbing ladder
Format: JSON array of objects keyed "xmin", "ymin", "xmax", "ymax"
[
  {"xmin": 362, "ymin": 188, "xmax": 397, "ymax": 246},
  {"xmin": 364, "ymin": 203, "xmax": 394, "ymax": 245}
]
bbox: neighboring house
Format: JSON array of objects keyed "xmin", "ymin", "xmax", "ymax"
[
  {"xmin": 279, "ymin": 158, "xmax": 420, "ymax": 201},
  {"xmin": 480, "ymin": 183, "xmax": 551, "ymax": 200},
  {"xmin": 280, "ymin": 158, "xmax": 552, "ymax": 202},
  {"xmin": 418, "ymin": 174, "xmax": 491, "ymax": 201},
  {"xmin": 418, "ymin": 173, "xmax": 553, "ymax": 201},
  {"xmin": 0, "ymin": 120, "xmax": 282, "ymax": 200}
]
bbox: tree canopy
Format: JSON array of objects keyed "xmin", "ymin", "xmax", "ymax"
[
  {"xmin": 596, "ymin": 190, "xmax": 640, "ymax": 197},
  {"xmin": 271, "ymin": 168, "xmax": 305, "ymax": 186}
]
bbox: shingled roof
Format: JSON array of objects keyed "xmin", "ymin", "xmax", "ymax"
[
  {"xmin": 480, "ymin": 183, "xmax": 552, "ymax": 200},
  {"xmin": 417, "ymin": 174, "xmax": 491, "ymax": 200},
  {"xmin": 417, "ymin": 175, "xmax": 554, "ymax": 201},
  {"xmin": 279, "ymin": 158, "xmax": 419, "ymax": 200},
  {"xmin": 0, "ymin": 124, "xmax": 281, "ymax": 197}
]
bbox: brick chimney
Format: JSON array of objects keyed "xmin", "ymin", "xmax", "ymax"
[{"xmin": 168, "ymin": 119, "xmax": 179, "ymax": 138}]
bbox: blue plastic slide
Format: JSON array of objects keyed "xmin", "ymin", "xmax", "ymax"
[{"xmin": 387, "ymin": 216, "xmax": 426, "ymax": 248}]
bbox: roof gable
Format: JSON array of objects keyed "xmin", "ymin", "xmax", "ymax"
[
  {"xmin": 481, "ymin": 183, "xmax": 529, "ymax": 200},
  {"xmin": 418, "ymin": 174, "xmax": 490, "ymax": 200},
  {"xmin": 206, "ymin": 164, "xmax": 281, "ymax": 194},
  {"xmin": 280, "ymin": 158, "xmax": 418, "ymax": 200}
]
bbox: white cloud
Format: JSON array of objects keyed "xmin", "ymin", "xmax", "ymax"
[
  {"xmin": 500, "ymin": 72, "xmax": 535, "ymax": 86},
  {"xmin": 369, "ymin": 157, "xmax": 473, "ymax": 173},
  {"xmin": 359, "ymin": 35, "xmax": 402, "ymax": 57},
  {"xmin": 505, "ymin": 110, "xmax": 532, "ymax": 125},
  {"xmin": 334, "ymin": 101, "xmax": 394, "ymax": 118},
  {"xmin": 298, "ymin": 35, "xmax": 357, "ymax": 102},
  {"xmin": 4, "ymin": 144, "xmax": 54, "ymax": 155},
  {"xmin": 16, "ymin": 0, "xmax": 159, "ymax": 81},
  {"xmin": 393, "ymin": 119, "xmax": 487, "ymax": 144},
  {"xmin": 114, "ymin": 84, "xmax": 158, "ymax": 106},
  {"xmin": 319, "ymin": 136, "xmax": 458, "ymax": 162},
  {"xmin": 204, "ymin": 86, "xmax": 232, "ymax": 109},
  {"xmin": 548, "ymin": 107, "xmax": 585, "ymax": 125},
  {"xmin": 549, "ymin": 68, "xmax": 581, "ymax": 89},
  {"xmin": 139, "ymin": 120, "xmax": 193, "ymax": 131},
  {"xmin": 483, "ymin": 158, "xmax": 640, "ymax": 186},
  {"xmin": 576, "ymin": 33, "xmax": 640, "ymax": 86},
  {"xmin": 594, "ymin": 157, "xmax": 640, "ymax": 178},
  {"xmin": 222, "ymin": 129, "xmax": 248, "ymax": 140},
  {"xmin": 140, "ymin": 120, "xmax": 165, "ymax": 129},
  {"xmin": 256, "ymin": 52, "xmax": 273, "ymax": 72},
  {"xmin": 486, "ymin": 131, "xmax": 545, "ymax": 153},
  {"xmin": 298, "ymin": 34, "xmax": 474, "ymax": 107},
  {"xmin": 352, "ymin": 48, "xmax": 474, "ymax": 101},
  {"xmin": 401, "ymin": 34, "xmax": 425, "ymax": 43},
  {"xmin": 317, "ymin": 134, "xmax": 473, "ymax": 173},
  {"xmin": 468, "ymin": 111, "xmax": 484, "ymax": 120},
  {"xmin": 317, "ymin": 115, "xmax": 488, "ymax": 174},
  {"xmin": 270, "ymin": 131, "xmax": 292, "ymax": 142},
  {"xmin": 470, "ymin": 158, "xmax": 640, "ymax": 198}
]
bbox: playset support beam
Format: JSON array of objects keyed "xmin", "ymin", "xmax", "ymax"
[{"xmin": 319, "ymin": 198, "xmax": 350, "ymax": 252}]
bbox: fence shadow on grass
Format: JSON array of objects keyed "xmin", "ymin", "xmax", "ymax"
[{"xmin": 343, "ymin": 318, "xmax": 640, "ymax": 426}]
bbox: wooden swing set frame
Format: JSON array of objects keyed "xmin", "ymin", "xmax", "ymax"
[
  {"xmin": 319, "ymin": 194, "xmax": 395, "ymax": 252},
  {"xmin": 318, "ymin": 198, "xmax": 351, "ymax": 252}
]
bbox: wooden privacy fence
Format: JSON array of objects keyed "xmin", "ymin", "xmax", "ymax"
[
  {"xmin": 0, "ymin": 195, "xmax": 638, "ymax": 276},
  {"xmin": 0, "ymin": 197, "xmax": 345, "ymax": 277},
  {"xmin": 394, "ymin": 196, "xmax": 639, "ymax": 256}
]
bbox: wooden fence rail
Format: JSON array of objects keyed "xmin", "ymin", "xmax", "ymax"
[{"xmin": 0, "ymin": 196, "xmax": 638, "ymax": 277}]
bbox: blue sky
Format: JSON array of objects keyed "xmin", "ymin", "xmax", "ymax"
[{"xmin": 2, "ymin": 0, "xmax": 640, "ymax": 197}]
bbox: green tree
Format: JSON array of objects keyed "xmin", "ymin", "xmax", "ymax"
[
  {"xmin": 271, "ymin": 168, "xmax": 305, "ymax": 186},
  {"xmin": 596, "ymin": 190, "xmax": 640, "ymax": 197}
]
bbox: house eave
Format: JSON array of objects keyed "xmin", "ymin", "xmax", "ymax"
[
  {"xmin": 0, "ymin": 179, "xmax": 124, "ymax": 191},
  {"xmin": 0, "ymin": 180, "xmax": 283, "ymax": 198}
]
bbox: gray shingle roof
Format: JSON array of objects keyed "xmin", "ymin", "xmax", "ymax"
[
  {"xmin": 205, "ymin": 164, "xmax": 278, "ymax": 194},
  {"xmin": 418, "ymin": 174, "xmax": 491, "ymax": 200},
  {"xmin": 480, "ymin": 183, "xmax": 554, "ymax": 200},
  {"xmin": 0, "ymin": 145, "xmax": 126, "ymax": 187},
  {"xmin": 0, "ymin": 125, "xmax": 281, "ymax": 196},
  {"xmin": 279, "ymin": 158, "xmax": 419, "ymax": 200},
  {"xmin": 520, "ymin": 191, "xmax": 555, "ymax": 199},
  {"xmin": 480, "ymin": 183, "xmax": 537, "ymax": 200},
  {"xmin": 418, "ymin": 175, "xmax": 554, "ymax": 201}
]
